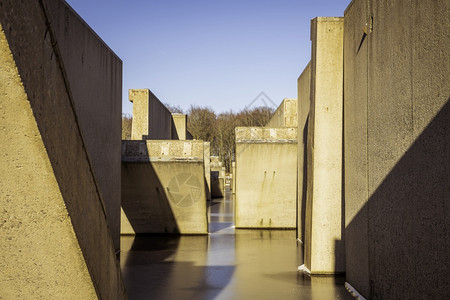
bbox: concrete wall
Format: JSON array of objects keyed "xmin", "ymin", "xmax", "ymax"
[
  {"xmin": 204, "ymin": 142, "xmax": 211, "ymax": 201},
  {"xmin": 121, "ymin": 140, "xmax": 208, "ymax": 234},
  {"xmin": 297, "ymin": 62, "xmax": 311, "ymax": 243},
  {"xmin": 235, "ymin": 127, "xmax": 297, "ymax": 228},
  {"xmin": 130, "ymin": 89, "xmax": 173, "ymax": 140},
  {"xmin": 266, "ymin": 98, "xmax": 298, "ymax": 128},
  {"xmin": 210, "ymin": 156, "xmax": 225, "ymax": 198},
  {"xmin": 303, "ymin": 17, "xmax": 345, "ymax": 275},
  {"xmin": 172, "ymin": 113, "xmax": 188, "ymax": 140},
  {"xmin": 0, "ymin": 1, "xmax": 126, "ymax": 298},
  {"xmin": 344, "ymin": 0, "xmax": 450, "ymax": 298},
  {"xmin": 46, "ymin": 0, "xmax": 122, "ymax": 253}
]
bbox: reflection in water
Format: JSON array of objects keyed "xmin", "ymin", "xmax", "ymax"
[{"xmin": 121, "ymin": 191, "xmax": 353, "ymax": 300}]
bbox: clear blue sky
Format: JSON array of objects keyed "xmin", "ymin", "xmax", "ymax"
[{"xmin": 65, "ymin": 0, "xmax": 351, "ymax": 115}]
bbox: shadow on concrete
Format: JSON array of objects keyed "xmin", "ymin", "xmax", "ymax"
[
  {"xmin": 122, "ymin": 161, "xmax": 180, "ymax": 234},
  {"xmin": 344, "ymin": 99, "xmax": 449, "ymax": 298},
  {"xmin": 299, "ymin": 116, "xmax": 309, "ymax": 242}
]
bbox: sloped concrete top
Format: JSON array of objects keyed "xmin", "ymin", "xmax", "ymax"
[
  {"xmin": 235, "ymin": 127, "xmax": 297, "ymax": 143},
  {"xmin": 122, "ymin": 140, "xmax": 204, "ymax": 162}
]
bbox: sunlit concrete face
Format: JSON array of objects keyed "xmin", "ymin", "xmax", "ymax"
[
  {"xmin": 121, "ymin": 193, "xmax": 354, "ymax": 300},
  {"xmin": 121, "ymin": 140, "xmax": 208, "ymax": 234},
  {"xmin": 303, "ymin": 17, "xmax": 344, "ymax": 275},
  {"xmin": 266, "ymin": 98, "xmax": 298, "ymax": 128},
  {"xmin": 235, "ymin": 127, "xmax": 297, "ymax": 229}
]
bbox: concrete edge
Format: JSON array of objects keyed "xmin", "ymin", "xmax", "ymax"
[
  {"xmin": 122, "ymin": 157, "xmax": 204, "ymax": 163},
  {"xmin": 236, "ymin": 140, "xmax": 298, "ymax": 144},
  {"xmin": 345, "ymin": 282, "xmax": 367, "ymax": 300}
]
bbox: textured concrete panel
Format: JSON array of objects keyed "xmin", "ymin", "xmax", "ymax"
[
  {"xmin": 45, "ymin": 0, "xmax": 122, "ymax": 253},
  {"xmin": 0, "ymin": 1, "xmax": 126, "ymax": 298},
  {"xmin": 172, "ymin": 113, "xmax": 188, "ymax": 140},
  {"xmin": 235, "ymin": 127, "xmax": 297, "ymax": 228},
  {"xmin": 344, "ymin": 0, "xmax": 450, "ymax": 298},
  {"xmin": 304, "ymin": 17, "xmax": 344, "ymax": 274},
  {"xmin": 204, "ymin": 142, "xmax": 211, "ymax": 201},
  {"xmin": 130, "ymin": 89, "xmax": 173, "ymax": 140},
  {"xmin": 297, "ymin": 62, "xmax": 310, "ymax": 243},
  {"xmin": 122, "ymin": 141, "xmax": 207, "ymax": 234},
  {"xmin": 266, "ymin": 98, "xmax": 298, "ymax": 128},
  {"xmin": 343, "ymin": 0, "xmax": 370, "ymax": 295}
]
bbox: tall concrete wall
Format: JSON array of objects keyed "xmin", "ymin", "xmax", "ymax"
[
  {"xmin": 122, "ymin": 140, "xmax": 208, "ymax": 234},
  {"xmin": 344, "ymin": 0, "xmax": 450, "ymax": 298},
  {"xmin": 46, "ymin": 0, "xmax": 122, "ymax": 253},
  {"xmin": 204, "ymin": 142, "xmax": 211, "ymax": 201},
  {"xmin": 130, "ymin": 89, "xmax": 173, "ymax": 140},
  {"xmin": 266, "ymin": 98, "xmax": 298, "ymax": 128},
  {"xmin": 297, "ymin": 62, "xmax": 311, "ymax": 243},
  {"xmin": 303, "ymin": 17, "xmax": 345, "ymax": 275},
  {"xmin": 0, "ymin": 1, "xmax": 126, "ymax": 298},
  {"xmin": 235, "ymin": 127, "xmax": 297, "ymax": 228}
]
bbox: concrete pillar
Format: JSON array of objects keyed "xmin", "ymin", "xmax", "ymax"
[
  {"xmin": 130, "ymin": 89, "xmax": 150, "ymax": 140},
  {"xmin": 266, "ymin": 98, "xmax": 298, "ymax": 128},
  {"xmin": 172, "ymin": 113, "xmax": 187, "ymax": 140},
  {"xmin": 297, "ymin": 62, "xmax": 311, "ymax": 243},
  {"xmin": 301, "ymin": 17, "xmax": 344, "ymax": 275},
  {"xmin": 204, "ymin": 142, "xmax": 211, "ymax": 201},
  {"xmin": 232, "ymin": 161, "xmax": 236, "ymax": 194}
]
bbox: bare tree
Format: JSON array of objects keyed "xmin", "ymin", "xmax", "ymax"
[{"xmin": 122, "ymin": 113, "xmax": 132, "ymax": 140}]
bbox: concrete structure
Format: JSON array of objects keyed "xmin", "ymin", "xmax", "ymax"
[
  {"xmin": 231, "ymin": 161, "xmax": 236, "ymax": 194},
  {"xmin": 171, "ymin": 113, "xmax": 188, "ymax": 140},
  {"xmin": 343, "ymin": 0, "xmax": 449, "ymax": 298},
  {"xmin": 121, "ymin": 140, "xmax": 208, "ymax": 234},
  {"xmin": 235, "ymin": 127, "xmax": 297, "ymax": 228},
  {"xmin": 129, "ymin": 89, "xmax": 173, "ymax": 140},
  {"xmin": 301, "ymin": 17, "xmax": 345, "ymax": 275},
  {"xmin": 297, "ymin": 62, "xmax": 311, "ymax": 243},
  {"xmin": 204, "ymin": 142, "xmax": 211, "ymax": 200},
  {"xmin": 0, "ymin": 1, "xmax": 126, "ymax": 298},
  {"xmin": 210, "ymin": 156, "xmax": 225, "ymax": 198},
  {"xmin": 266, "ymin": 98, "xmax": 298, "ymax": 128}
]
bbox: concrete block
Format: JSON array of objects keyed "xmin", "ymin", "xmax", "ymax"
[
  {"xmin": 303, "ymin": 17, "xmax": 344, "ymax": 275},
  {"xmin": 204, "ymin": 142, "xmax": 211, "ymax": 201},
  {"xmin": 121, "ymin": 140, "xmax": 208, "ymax": 234},
  {"xmin": 0, "ymin": 1, "xmax": 126, "ymax": 298},
  {"xmin": 232, "ymin": 161, "xmax": 236, "ymax": 194},
  {"xmin": 235, "ymin": 127, "xmax": 297, "ymax": 228},
  {"xmin": 266, "ymin": 98, "xmax": 298, "ymax": 128},
  {"xmin": 129, "ymin": 89, "xmax": 173, "ymax": 140},
  {"xmin": 297, "ymin": 62, "xmax": 311, "ymax": 243},
  {"xmin": 344, "ymin": 0, "xmax": 450, "ymax": 298},
  {"xmin": 172, "ymin": 113, "xmax": 188, "ymax": 140}
]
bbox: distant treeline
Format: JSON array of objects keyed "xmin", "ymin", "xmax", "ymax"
[{"xmin": 122, "ymin": 105, "xmax": 274, "ymax": 171}]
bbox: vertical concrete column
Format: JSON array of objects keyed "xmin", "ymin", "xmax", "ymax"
[
  {"xmin": 204, "ymin": 142, "xmax": 211, "ymax": 201},
  {"xmin": 232, "ymin": 161, "xmax": 236, "ymax": 194},
  {"xmin": 302, "ymin": 17, "xmax": 344, "ymax": 275},
  {"xmin": 129, "ymin": 89, "xmax": 150, "ymax": 140},
  {"xmin": 297, "ymin": 62, "xmax": 311, "ymax": 243},
  {"xmin": 172, "ymin": 113, "xmax": 187, "ymax": 140}
]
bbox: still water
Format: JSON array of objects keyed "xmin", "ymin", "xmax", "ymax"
[{"xmin": 120, "ymin": 192, "xmax": 353, "ymax": 300}]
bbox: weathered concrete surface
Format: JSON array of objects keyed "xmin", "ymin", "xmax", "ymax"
[
  {"xmin": 232, "ymin": 161, "xmax": 236, "ymax": 194},
  {"xmin": 235, "ymin": 127, "xmax": 297, "ymax": 228},
  {"xmin": 344, "ymin": 0, "xmax": 450, "ymax": 298},
  {"xmin": 45, "ymin": 0, "xmax": 122, "ymax": 253},
  {"xmin": 266, "ymin": 98, "xmax": 298, "ymax": 128},
  {"xmin": 130, "ymin": 89, "xmax": 173, "ymax": 140},
  {"xmin": 0, "ymin": 1, "xmax": 126, "ymax": 298},
  {"xmin": 204, "ymin": 142, "xmax": 211, "ymax": 201},
  {"xmin": 297, "ymin": 62, "xmax": 311, "ymax": 243},
  {"xmin": 303, "ymin": 17, "xmax": 344, "ymax": 275},
  {"xmin": 210, "ymin": 156, "xmax": 225, "ymax": 198},
  {"xmin": 172, "ymin": 113, "xmax": 188, "ymax": 140},
  {"xmin": 122, "ymin": 140, "xmax": 208, "ymax": 234}
]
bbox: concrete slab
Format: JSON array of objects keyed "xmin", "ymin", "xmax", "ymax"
[
  {"xmin": 235, "ymin": 127, "xmax": 297, "ymax": 228},
  {"xmin": 297, "ymin": 62, "xmax": 311, "ymax": 243},
  {"xmin": 0, "ymin": 1, "xmax": 126, "ymax": 298},
  {"xmin": 303, "ymin": 17, "xmax": 345, "ymax": 275},
  {"xmin": 121, "ymin": 140, "xmax": 208, "ymax": 235},
  {"xmin": 204, "ymin": 142, "xmax": 211, "ymax": 201},
  {"xmin": 266, "ymin": 98, "xmax": 298, "ymax": 128}
]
